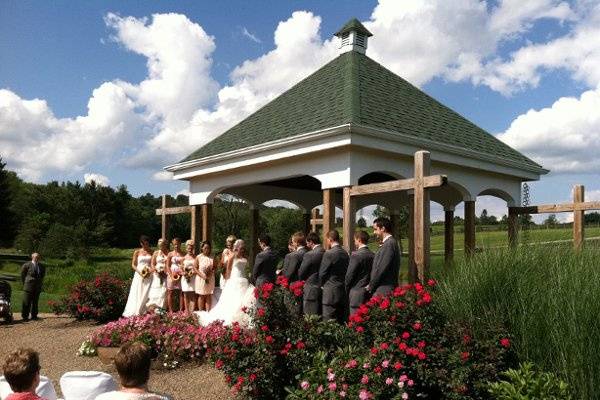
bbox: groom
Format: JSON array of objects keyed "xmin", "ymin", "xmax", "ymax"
[
  {"xmin": 365, "ymin": 217, "xmax": 400, "ymax": 296},
  {"xmin": 252, "ymin": 234, "xmax": 278, "ymax": 287}
]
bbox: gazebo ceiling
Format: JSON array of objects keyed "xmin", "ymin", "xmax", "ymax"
[{"xmin": 179, "ymin": 40, "xmax": 544, "ymax": 174}]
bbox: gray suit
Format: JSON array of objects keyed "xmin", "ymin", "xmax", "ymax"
[
  {"xmin": 345, "ymin": 246, "xmax": 374, "ymax": 316},
  {"xmin": 299, "ymin": 245, "xmax": 325, "ymax": 316},
  {"xmin": 21, "ymin": 261, "xmax": 45, "ymax": 320},
  {"xmin": 369, "ymin": 236, "xmax": 400, "ymax": 296},
  {"xmin": 252, "ymin": 247, "xmax": 278, "ymax": 287},
  {"xmin": 319, "ymin": 245, "xmax": 349, "ymax": 323},
  {"xmin": 283, "ymin": 246, "xmax": 307, "ymax": 283}
]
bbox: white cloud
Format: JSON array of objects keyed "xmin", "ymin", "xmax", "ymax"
[
  {"xmin": 241, "ymin": 27, "xmax": 261, "ymax": 43},
  {"xmin": 84, "ymin": 172, "xmax": 110, "ymax": 186},
  {"xmin": 176, "ymin": 189, "xmax": 190, "ymax": 197},
  {"xmin": 152, "ymin": 171, "xmax": 173, "ymax": 181},
  {"xmin": 498, "ymin": 86, "xmax": 600, "ymax": 173}
]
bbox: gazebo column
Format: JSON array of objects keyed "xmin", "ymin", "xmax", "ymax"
[
  {"xmin": 201, "ymin": 204, "xmax": 213, "ymax": 243},
  {"xmin": 407, "ymin": 193, "xmax": 417, "ymax": 283},
  {"xmin": 508, "ymin": 207, "xmax": 518, "ymax": 248},
  {"xmin": 322, "ymin": 189, "xmax": 335, "ymax": 247},
  {"xmin": 464, "ymin": 200, "xmax": 476, "ymax": 256},
  {"xmin": 191, "ymin": 205, "xmax": 202, "ymax": 248},
  {"xmin": 444, "ymin": 207, "xmax": 454, "ymax": 264},
  {"xmin": 303, "ymin": 211, "xmax": 311, "ymax": 235},
  {"xmin": 342, "ymin": 187, "xmax": 355, "ymax": 251},
  {"xmin": 249, "ymin": 207, "xmax": 259, "ymax": 267}
]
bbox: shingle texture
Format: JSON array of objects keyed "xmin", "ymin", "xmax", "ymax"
[{"xmin": 182, "ymin": 51, "xmax": 542, "ymax": 171}]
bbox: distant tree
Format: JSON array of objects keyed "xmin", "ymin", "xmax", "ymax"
[
  {"xmin": 373, "ymin": 205, "xmax": 389, "ymax": 219},
  {"xmin": 543, "ymin": 214, "xmax": 558, "ymax": 228},
  {"xmin": 0, "ymin": 157, "xmax": 15, "ymax": 246},
  {"xmin": 357, "ymin": 217, "xmax": 367, "ymax": 228},
  {"xmin": 585, "ymin": 212, "xmax": 600, "ymax": 224}
]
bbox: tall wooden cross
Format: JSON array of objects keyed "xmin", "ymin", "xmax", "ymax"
[
  {"xmin": 510, "ymin": 185, "xmax": 600, "ymax": 250},
  {"xmin": 155, "ymin": 195, "xmax": 208, "ymax": 246},
  {"xmin": 344, "ymin": 150, "xmax": 446, "ymax": 282}
]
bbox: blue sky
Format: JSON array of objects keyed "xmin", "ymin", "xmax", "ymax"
[{"xmin": 1, "ymin": 0, "xmax": 600, "ymax": 220}]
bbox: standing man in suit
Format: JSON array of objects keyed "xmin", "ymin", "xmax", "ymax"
[
  {"xmin": 366, "ymin": 217, "xmax": 400, "ymax": 296},
  {"xmin": 299, "ymin": 232, "xmax": 325, "ymax": 316},
  {"xmin": 21, "ymin": 253, "xmax": 45, "ymax": 321},
  {"xmin": 282, "ymin": 231, "xmax": 308, "ymax": 283},
  {"xmin": 319, "ymin": 230, "xmax": 349, "ymax": 323},
  {"xmin": 279, "ymin": 237, "xmax": 295, "ymax": 277},
  {"xmin": 252, "ymin": 234, "xmax": 278, "ymax": 287},
  {"xmin": 346, "ymin": 230, "xmax": 375, "ymax": 316}
]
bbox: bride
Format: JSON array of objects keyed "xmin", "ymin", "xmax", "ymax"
[{"xmin": 196, "ymin": 239, "xmax": 256, "ymax": 326}]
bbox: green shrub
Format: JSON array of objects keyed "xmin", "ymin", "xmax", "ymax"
[
  {"xmin": 437, "ymin": 246, "xmax": 600, "ymax": 399},
  {"xmin": 488, "ymin": 362, "xmax": 571, "ymax": 400}
]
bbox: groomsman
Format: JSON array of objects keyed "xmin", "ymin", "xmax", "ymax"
[
  {"xmin": 282, "ymin": 231, "xmax": 308, "ymax": 283},
  {"xmin": 252, "ymin": 234, "xmax": 278, "ymax": 287},
  {"xmin": 345, "ymin": 230, "xmax": 374, "ymax": 316},
  {"xmin": 21, "ymin": 252, "xmax": 45, "ymax": 321},
  {"xmin": 319, "ymin": 230, "xmax": 349, "ymax": 323},
  {"xmin": 365, "ymin": 217, "xmax": 400, "ymax": 296},
  {"xmin": 280, "ymin": 237, "xmax": 295, "ymax": 277},
  {"xmin": 299, "ymin": 232, "xmax": 325, "ymax": 316}
]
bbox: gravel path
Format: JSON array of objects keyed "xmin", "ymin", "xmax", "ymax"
[{"xmin": 0, "ymin": 315, "xmax": 231, "ymax": 400}]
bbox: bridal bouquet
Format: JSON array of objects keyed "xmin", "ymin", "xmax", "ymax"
[
  {"xmin": 184, "ymin": 266, "xmax": 195, "ymax": 282},
  {"xmin": 171, "ymin": 265, "xmax": 181, "ymax": 281},
  {"xmin": 139, "ymin": 265, "xmax": 150, "ymax": 278}
]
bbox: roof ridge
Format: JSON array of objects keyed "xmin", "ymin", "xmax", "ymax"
[{"xmin": 342, "ymin": 52, "xmax": 361, "ymax": 124}]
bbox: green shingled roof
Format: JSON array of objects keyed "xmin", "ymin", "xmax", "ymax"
[
  {"xmin": 334, "ymin": 18, "xmax": 373, "ymax": 37},
  {"xmin": 181, "ymin": 51, "xmax": 542, "ymax": 171}
]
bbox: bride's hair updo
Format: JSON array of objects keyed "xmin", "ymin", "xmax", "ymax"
[{"xmin": 233, "ymin": 239, "xmax": 246, "ymax": 257}]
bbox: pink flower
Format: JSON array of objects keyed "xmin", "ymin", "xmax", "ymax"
[
  {"xmin": 359, "ymin": 389, "xmax": 372, "ymax": 400},
  {"xmin": 399, "ymin": 374, "xmax": 408, "ymax": 382},
  {"xmin": 328, "ymin": 382, "xmax": 337, "ymax": 391},
  {"xmin": 402, "ymin": 392, "xmax": 409, "ymax": 399},
  {"xmin": 361, "ymin": 374, "xmax": 369, "ymax": 384},
  {"xmin": 408, "ymin": 379, "xmax": 414, "ymax": 387},
  {"xmin": 345, "ymin": 359, "xmax": 358, "ymax": 368},
  {"xmin": 339, "ymin": 391, "xmax": 346, "ymax": 397},
  {"xmin": 382, "ymin": 360, "xmax": 390, "ymax": 368},
  {"xmin": 385, "ymin": 377, "xmax": 394, "ymax": 385},
  {"xmin": 317, "ymin": 385, "xmax": 323, "ymax": 394},
  {"xmin": 300, "ymin": 381, "xmax": 309, "ymax": 390},
  {"xmin": 500, "ymin": 338, "xmax": 511, "ymax": 348}
]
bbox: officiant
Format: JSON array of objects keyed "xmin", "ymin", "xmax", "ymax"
[{"xmin": 21, "ymin": 253, "xmax": 45, "ymax": 321}]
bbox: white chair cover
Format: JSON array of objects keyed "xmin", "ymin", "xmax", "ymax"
[
  {"xmin": 0, "ymin": 375, "xmax": 58, "ymax": 400},
  {"xmin": 59, "ymin": 371, "xmax": 116, "ymax": 400}
]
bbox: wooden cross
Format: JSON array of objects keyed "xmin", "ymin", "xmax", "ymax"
[
  {"xmin": 310, "ymin": 208, "xmax": 323, "ymax": 231},
  {"xmin": 155, "ymin": 195, "xmax": 208, "ymax": 245},
  {"xmin": 345, "ymin": 150, "xmax": 446, "ymax": 282},
  {"xmin": 510, "ymin": 185, "xmax": 600, "ymax": 250}
]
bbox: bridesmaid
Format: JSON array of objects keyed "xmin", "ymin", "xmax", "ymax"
[
  {"xmin": 147, "ymin": 238, "xmax": 169, "ymax": 309},
  {"xmin": 219, "ymin": 235, "xmax": 236, "ymax": 289},
  {"xmin": 181, "ymin": 240, "xmax": 197, "ymax": 314},
  {"xmin": 195, "ymin": 241, "xmax": 215, "ymax": 311},
  {"xmin": 166, "ymin": 238, "xmax": 185, "ymax": 313},
  {"xmin": 123, "ymin": 235, "xmax": 153, "ymax": 317}
]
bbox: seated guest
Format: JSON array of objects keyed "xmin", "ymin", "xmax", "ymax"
[
  {"xmin": 60, "ymin": 371, "xmax": 116, "ymax": 400},
  {"xmin": 2, "ymin": 348, "xmax": 46, "ymax": 400},
  {"xmin": 95, "ymin": 342, "xmax": 171, "ymax": 400}
]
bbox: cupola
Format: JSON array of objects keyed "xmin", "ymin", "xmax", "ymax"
[{"xmin": 334, "ymin": 18, "xmax": 373, "ymax": 55}]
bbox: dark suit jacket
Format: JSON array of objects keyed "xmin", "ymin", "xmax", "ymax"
[
  {"xmin": 346, "ymin": 246, "xmax": 375, "ymax": 308},
  {"xmin": 319, "ymin": 245, "xmax": 349, "ymax": 305},
  {"xmin": 252, "ymin": 247, "xmax": 278, "ymax": 286},
  {"xmin": 299, "ymin": 245, "xmax": 325, "ymax": 303},
  {"xmin": 21, "ymin": 261, "xmax": 45, "ymax": 292},
  {"xmin": 369, "ymin": 236, "xmax": 400, "ymax": 295},
  {"xmin": 283, "ymin": 246, "xmax": 307, "ymax": 282}
]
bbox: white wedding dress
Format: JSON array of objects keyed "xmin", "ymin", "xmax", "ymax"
[
  {"xmin": 123, "ymin": 254, "xmax": 152, "ymax": 317},
  {"xmin": 196, "ymin": 257, "xmax": 256, "ymax": 326}
]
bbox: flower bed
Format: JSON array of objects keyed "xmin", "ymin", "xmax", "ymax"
[{"xmin": 85, "ymin": 277, "xmax": 519, "ymax": 398}]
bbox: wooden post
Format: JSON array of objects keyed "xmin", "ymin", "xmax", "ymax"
[
  {"xmin": 444, "ymin": 208, "xmax": 454, "ymax": 264},
  {"xmin": 161, "ymin": 195, "xmax": 170, "ymax": 240},
  {"xmin": 303, "ymin": 212, "xmax": 311, "ymax": 235},
  {"xmin": 464, "ymin": 200, "xmax": 476, "ymax": 256},
  {"xmin": 508, "ymin": 207, "xmax": 518, "ymax": 248},
  {"xmin": 573, "ymin": 185, "xmax": 584, "ymax": 251},
  {"xmin": 322, "ymin": 189, "xmax": 335, "ymax": 247},
  {"xmin": 191, "ymin": 205, "xmax": 202, "ymax": 248},
  {"xmin": 201, "ymin": 204, "xmax": 213, "ymax": 243},
  {"xmin": 413, "ymin": 151, "xmax": 431, "ymax": 282},
  {"xmin": 342, "ymin": 187, "xmax": 355, "ymax": 251},
  {"xmin": 408, "ymin": 193, "xmax": 417, "ymax": 283},
  {"xmin": 311, "ymin": 209, "xmax": 320, "ymax": 232},
  {"xmin": 249, "ymin": 207, "xmax": 259, "ymax": 266}
]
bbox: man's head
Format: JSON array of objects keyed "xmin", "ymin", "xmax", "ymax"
[
  {"xmin": 258, "ymin": 234, "xmax": 271, "ymax": 249},
  {"xmin": 292, "ymin": 231, "xmax": 306, "ymax": 248},
  {"xmin": 373, "ymin": 217, "xmax": 393, "ymax": 239},
  {"xmin": 353, "ymin": 230, "xmax": 369, "ymax": 248},
  {"xmin": 305, "ymin": 232, "xmax": 320, "ymax": 249},
  {"xmin": 31, "ymin": 253, "xmax": 40, "ymax": 263},
  {"xmin": 326, "ymin": 230, "xmax": 340, "ymax": 247},
  {"xmin": 114, "ymin": 342, "xmax": 152, "ymax": 389},
  {"xmin": 2, "ymin": 348, "xmax": 40, "ymax": 393}
]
